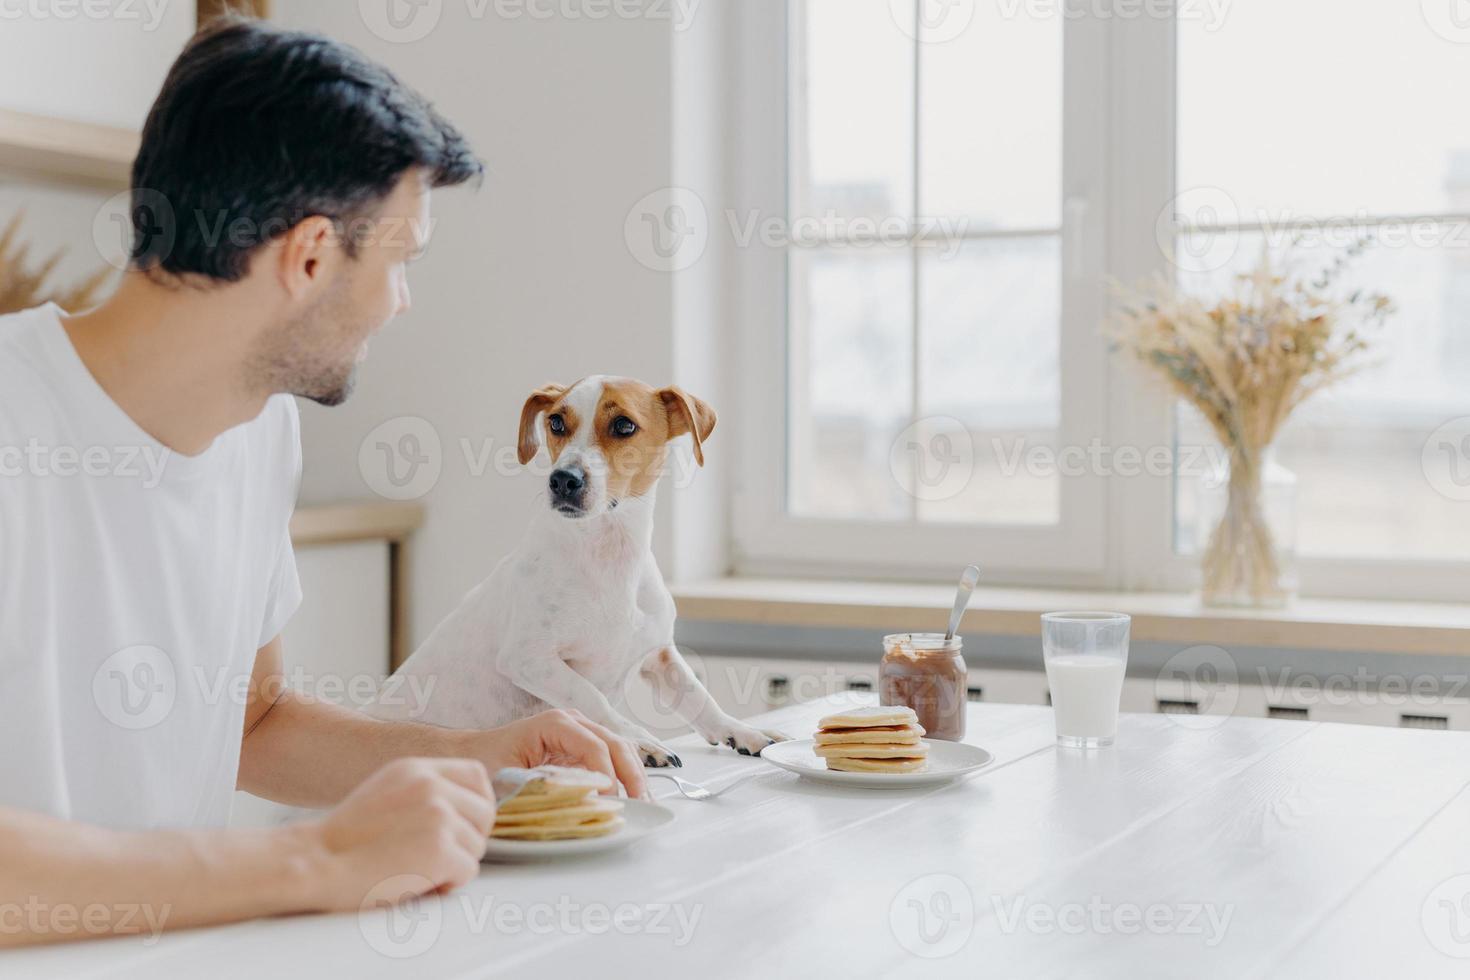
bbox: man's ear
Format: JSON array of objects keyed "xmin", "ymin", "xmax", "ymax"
[
  {"xmin": 275, "ymin": 215, "xmax": 338, "ymax": 298},
  {"xmin": 518, "ymin": 384, "xmax": 568, "ymax": 465},
  {"xmin": 659, "ymin": 386, "xmax": 717, "ymax": 467}
]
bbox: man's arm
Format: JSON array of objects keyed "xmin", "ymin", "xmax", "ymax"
[
  {"xmin": 236, "ymin": 637, "xmax": 650, "ymax": 807},
  {"xmin": 0, "ymin": 757, "xmax": 494, "ymax": 948}
]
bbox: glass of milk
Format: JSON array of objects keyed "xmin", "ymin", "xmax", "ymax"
[{"xmin": 1042, "ymin": 612, "xmax": 1131, "ymax": 748}]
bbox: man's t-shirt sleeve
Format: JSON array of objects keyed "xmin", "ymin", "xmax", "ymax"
[{"xmin": 258, "ymin": 530, "xmax": 303, "ymax": 648}]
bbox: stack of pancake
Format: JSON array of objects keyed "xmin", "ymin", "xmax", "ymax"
[
  {"xmin": 490, "ymin": 765, "xmax": 625, "ymax": 841},
  {"xmin": 814, "ymin": 705, "xmax": 929, "ymax": 773}
]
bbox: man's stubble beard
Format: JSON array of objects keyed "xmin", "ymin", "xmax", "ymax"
[{"xmin": 246, "ymin": 282, "xmax": 365, "ymax": 407}]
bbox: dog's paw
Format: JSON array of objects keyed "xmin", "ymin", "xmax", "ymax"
[
  {"xmin": 717, "ymin": 725, "xmax": 788, "ymax": 757},
  {"xmin": 639, "ymin": 741, "xmax": 683, "ymax": 768}
]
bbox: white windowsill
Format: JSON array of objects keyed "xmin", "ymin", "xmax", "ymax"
[{"xmin": 670, "ymin": 578, "xmax": 1470, "ymax": 657}]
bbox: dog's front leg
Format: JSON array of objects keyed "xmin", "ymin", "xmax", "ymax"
[
  {"xmin": 639, "ymin": 646, "xmax": 791, "ymax": 757},
  {"xmin": 499, "ymin": 651, "xmax": 684, "ymax": 768}
]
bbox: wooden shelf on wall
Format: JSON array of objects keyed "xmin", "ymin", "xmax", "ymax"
[
  {"xmin": 0, "ymin": 108, "xmax": 138, "ymax": 191},
  {"xmin": 0, "ymin": 0, "xmax": 273, "ymax": 191}
]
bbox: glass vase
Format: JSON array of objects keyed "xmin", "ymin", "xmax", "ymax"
[{"xmin": 1196, "ymin": 448, "xmax": 1298, "ymax": 608}]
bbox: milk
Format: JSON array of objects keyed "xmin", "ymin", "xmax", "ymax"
[{"xmin": 1045, "ymin": 654, "xmax": 1126, "ymax": 741}]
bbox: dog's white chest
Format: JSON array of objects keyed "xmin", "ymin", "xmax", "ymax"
[{"xmin": 555, "ymin": 569, "xmax": 672, "ymax": 688}]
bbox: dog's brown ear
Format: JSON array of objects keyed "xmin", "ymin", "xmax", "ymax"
[
  {"xmin": 659, "ymin": 386, "xmax": 717, "ymax": 467},
  {"xmin": 518, "ymin": 384, "xmax": 568, "ymax": 465}
]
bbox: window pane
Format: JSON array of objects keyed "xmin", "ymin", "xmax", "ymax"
[
  {"xmin": 917, "ymin": 236, "xmax": 1061, "ymax": 524},
  {"xmin": 918, "ymin": 4, "xmax": 1061, "ymax": 229},
  {"xmin": 1177, "ymin": 2, "xmax": 1470, "ymax": 565},
  {"xmin": 788, "ymin": 0, "xmax": 1067, "ymax": 529},
  {"xmin": 788, "ymin": 248, "xmax": 914, "ymax": 521},
  {"xmin": 1178, "ymin": 2, "xmax": 1470, "ymax": 219},
  {"xmin": 795, "ymin": 0, "xmax": 914, "ymax": 222},
  {"xmin": 1172, "ymin": 231, "xmax": 1470, "ymax": 561}
]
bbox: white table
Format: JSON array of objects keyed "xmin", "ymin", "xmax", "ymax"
[{"xmin": 12, "ymin": 694, "xmax": 1470, "ymax": 978}]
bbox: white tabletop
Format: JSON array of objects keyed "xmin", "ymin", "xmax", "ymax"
[{"xmin": 11, "ymin": 694, "xmax": 1470, "ymax": 978}]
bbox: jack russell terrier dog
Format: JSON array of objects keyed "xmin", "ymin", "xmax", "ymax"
[{"xmin": 368, "ymin": 376, "xmax": 787, "ymax": 766}]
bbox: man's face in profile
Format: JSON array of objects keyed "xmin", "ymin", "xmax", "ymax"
[{"xmin": 261, "ymin": 171, "xmax": 432, "ymax": 406}]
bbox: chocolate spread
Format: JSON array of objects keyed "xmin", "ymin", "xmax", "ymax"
[{"xmin": 879, "ymin": 633, "xmax": 967, "ymax": 742}]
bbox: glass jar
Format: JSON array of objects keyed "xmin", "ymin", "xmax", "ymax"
[{"xmin": 879, "ymin": 633, "xmax": 967, "ymax": 742}]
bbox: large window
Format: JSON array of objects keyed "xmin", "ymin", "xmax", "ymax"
[
  {"xmin": 788, "ymin": 0, "xmax": 1063, "ymax": 526},
  {"xmin": 732, "ymin": 1, "xmax": 1470, "ymax": 599},
  {"xmin": 1173, "ymin": 1, "xmax": 1470, "ymax": 563}
]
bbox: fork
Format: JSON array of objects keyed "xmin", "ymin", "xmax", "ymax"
[{"xmin": 647, "ymin": 768, "xmax": 769, "ymax": 801}]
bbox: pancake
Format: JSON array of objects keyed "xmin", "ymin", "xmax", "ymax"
[
  {"xmin": 816, "ymin": 705, "xmax": 919, "ymax": 730},
  {"xmin": 814, "ymin": 726, "xmax": 924, "ymax": 746},
  {"xmin": 490, "ymin": 765, "xmax": 623, "ymax": 841},
  {"xmin": 823, "ymin": 758, "xmax": 923, "ymax": 775},
  {"xmin": 493, "ymin": 764, "xmax": 612, "ymax": 814},
  {"xmin": 815, "ymin": 741, "xmax": 931, "ymax": 760},
  {"xmin": 491, "ymin": 816, "xmax": 626, "ymax": 841},
  {"xmin": 493, "ymin": 799, "xmax": 624, "ymax": 827}
]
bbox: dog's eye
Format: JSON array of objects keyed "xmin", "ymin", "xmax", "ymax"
[
  {"xmin": 548, "ymin": 414, "xmax": 567, "ymax": 436},
  {"xmin": 611, "ymin": 416, "xmax": 638, "ymax": 438}
]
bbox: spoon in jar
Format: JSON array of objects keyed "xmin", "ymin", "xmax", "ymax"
[{"xmin": 945, "ymin": 564, "xmax": 982, "ymax": 641}]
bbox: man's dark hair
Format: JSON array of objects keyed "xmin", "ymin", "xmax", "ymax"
[{"xmin": 130, "ymin": 17, "xmax": 482, "ymax": 282}]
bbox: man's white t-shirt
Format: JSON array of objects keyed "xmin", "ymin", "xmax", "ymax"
[{"xmin": 0, "ymin": 304, "xmax": 302, "ymax": 830}]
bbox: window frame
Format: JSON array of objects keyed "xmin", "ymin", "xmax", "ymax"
[
  {"xmin": 732, "ymin": 0, "xmax": 1112, "ymax": 585},
  {"xmin": 728, "ymin": 1, "xmax": 1470, "ymax": 603}
]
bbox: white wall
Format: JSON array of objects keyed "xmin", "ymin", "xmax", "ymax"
[
  {"xmin": 0, "ymin": 2, "xmax": 195, "ymax": 294},
  {"xmin": 273, "ymin": 2, "xmax": 733, "ymax": 648},
  {"xmin": 0, "ymin": 0, "xmax": 194, "ymax": 128}
]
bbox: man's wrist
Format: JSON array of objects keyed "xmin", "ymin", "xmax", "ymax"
[
  {"xmin": 270, "ymin": 820, "xmax": 341, "ymax": 914},
  {"xmin": 443, "ymin": 726, "xmax": 514, "ymax": 775}
]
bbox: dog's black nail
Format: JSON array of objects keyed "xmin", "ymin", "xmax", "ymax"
[
  {"xmin": 737, "ymin": 747, "xmax": 751, "ymax": 756},
  {"xmin": 671, "ymin": 755, "xmax": 683, "ymax": 767}
]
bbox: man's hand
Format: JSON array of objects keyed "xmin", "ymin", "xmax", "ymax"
[
  {"xmin": 241, "ymin": 641, "xmax": 652, "ymax": 808},
  {"xmin": 301, "ymin": 757, "xmax": 496, "ymax": 910},
  {"xmin": 463, "ymin": 709, "xmax": 651, "ymax": 801}
]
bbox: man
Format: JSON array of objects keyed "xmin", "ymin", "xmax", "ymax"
[{"xmin": 0, "ymin": 17, "xmax": 647, "ymax": 946}]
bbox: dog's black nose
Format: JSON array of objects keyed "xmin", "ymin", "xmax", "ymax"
[{"xmin": 549, "ymin": 466, "xmax": 586, "ymax": 501}]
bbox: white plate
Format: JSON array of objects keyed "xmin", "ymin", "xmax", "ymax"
[
  {"xmin": 760, "ymin": 738, "xmax": 993, "ymax": 788},
  {"xmin": 481, "ymin": 798, "xmax": 674, "ymax": 863}
]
